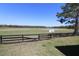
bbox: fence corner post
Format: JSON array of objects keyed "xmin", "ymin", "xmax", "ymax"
[{"xmin": 0, "ymin": 35, "xmax": 2, "ymax": 44}]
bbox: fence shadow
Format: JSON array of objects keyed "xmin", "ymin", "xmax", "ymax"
[{"xmin": 55, "ymin": 45, "xmax": 79, "ymax": 56}]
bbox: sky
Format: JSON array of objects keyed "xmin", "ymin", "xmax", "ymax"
[{"xmin": 0, "ymin": 3, "xmax": 64, "ymax": 26}]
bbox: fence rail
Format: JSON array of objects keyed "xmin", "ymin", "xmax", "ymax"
[{"xmin": 0, "ymin": 32, "xmax": 79, "ymax": 44}]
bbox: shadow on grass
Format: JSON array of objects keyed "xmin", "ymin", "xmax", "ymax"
[{"xmin": 55, "ymin": 45, "xmax": 79, "ymax": 56}]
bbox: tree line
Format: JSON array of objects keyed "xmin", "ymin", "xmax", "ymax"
[
  {"xmin": 0, "ymin": 24, "xmax": 75, "ymax": 29},
  {"xmin": 0, "ymin": 24, "xmax": 48, "ymax": 28}
]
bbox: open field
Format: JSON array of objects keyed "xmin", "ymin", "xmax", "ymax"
[
  {"xmin": 0, "ymin": 27, "xmax": 49, "ymax": 35},
  {"xmin": 0, "ymin": 27, "xmax": 78, "ymax": 56},
  {"xmin": 0, "ymin": 27, "xmax": 74, "ymax": 35}
]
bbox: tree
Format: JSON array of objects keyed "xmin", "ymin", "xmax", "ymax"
[{"xmin": 56, "ymin": 3, "xmax": 79, "ymax": 35}]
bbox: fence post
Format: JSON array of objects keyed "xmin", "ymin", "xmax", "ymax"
[
  {"xmin": 22, "ymin": 34, "xmax": 24, "ymax": 42},
  {"xmin": 38, "ymin": 34, "xmax": 41, "ymax": 40},
  {"xmin": 0, "ymin": 35, "xmax": 2, "ymax": 44},
  {"xmin": 49, "ymin": 33, "xmax": 52, "ymax": 38}
]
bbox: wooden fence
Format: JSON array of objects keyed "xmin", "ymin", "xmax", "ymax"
[{"xmin": 0, "ymin": 33, "xmax": 79, "ymax": 44}]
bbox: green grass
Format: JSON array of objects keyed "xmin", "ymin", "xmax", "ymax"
[
  {"xmin": 0, "ymin": 27, "xmax": 49, "ymax": 35},
  {"xmin": 0, "ymin": 27, "xmax": 74, "ymax": 35},
  {"xmin": 0, "ymin": 36, "xmax": 79, "ymax": 56},
  {"xmin": 0, "ymin": 27, "xmax": 78, "ymax": 56}
]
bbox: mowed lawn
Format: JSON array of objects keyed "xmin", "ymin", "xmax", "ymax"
[
  {"xmin": 0, "ymin": 27, "xmax": 79, "ymax": 56},
  {"xmin": 0, "ymin": 36, "xmax": 79, "ymax": 56}
]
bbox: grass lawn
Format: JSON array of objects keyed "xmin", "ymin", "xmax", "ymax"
[
  {"xmin": 0, "ymin": 27, "xmax": 78, "ymax": 56},
  {"xmin": 0, "ymin": 36, "xmax": 79, "ymax": 56}
]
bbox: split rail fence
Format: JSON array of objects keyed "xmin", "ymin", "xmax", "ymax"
[{"xmin": 0, "ymin": 33, "xmax": 79, "ymax": 44}]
